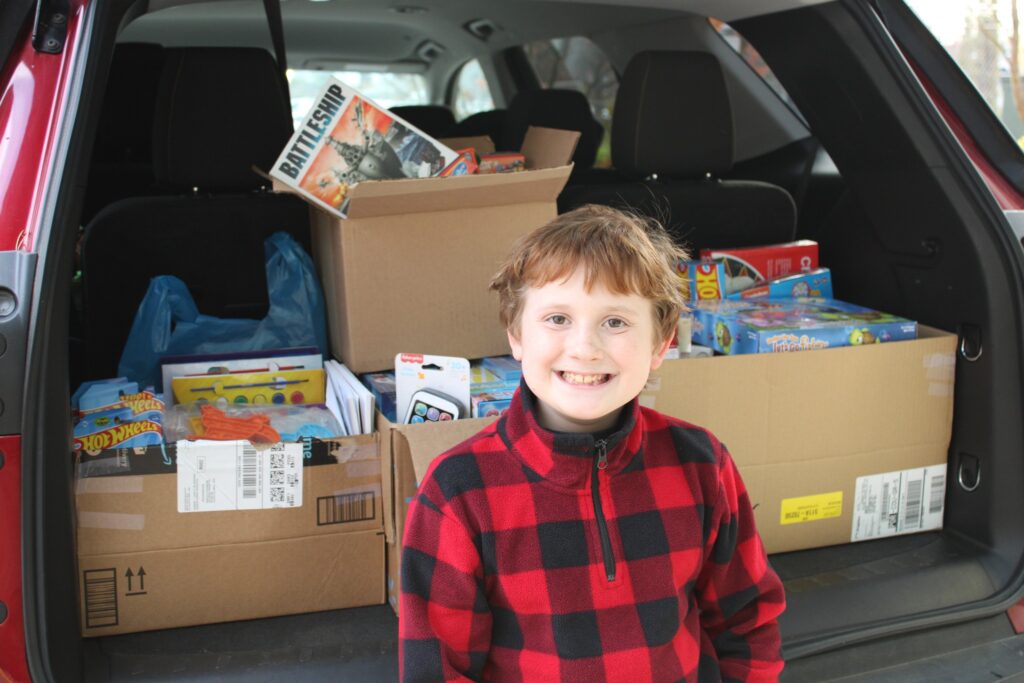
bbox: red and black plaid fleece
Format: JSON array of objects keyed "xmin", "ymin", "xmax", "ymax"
[{"xmin": 400, "ymin": 385, "xmax": 785, "ymax": 682}]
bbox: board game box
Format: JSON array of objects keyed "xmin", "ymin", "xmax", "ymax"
[{"xmin": 691, "ymin": 298, "xmax": 918, "ymax": 355}]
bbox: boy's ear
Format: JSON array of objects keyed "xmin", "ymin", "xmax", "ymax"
[
  {"xmin": 507, "ymin": 329, "xmax": 523, "ymax": 361},
  {"xmin": 650, "ymin": 334, "xmax": 673, "ymax": 371}
]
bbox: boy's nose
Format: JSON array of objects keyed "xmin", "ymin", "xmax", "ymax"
[{"xmin": 569, "ymin": 328, "xmax": 603, "ymax": 360}]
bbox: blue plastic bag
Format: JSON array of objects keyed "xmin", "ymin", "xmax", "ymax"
[{"xmin": 118, "ymin": 232, "xmax": 328, "ymax": 390}]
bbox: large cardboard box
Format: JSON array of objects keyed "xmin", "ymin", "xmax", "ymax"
[
  {"xmin": 289, "ymin": 127, "xmax": 579, "ymax": 373},
  {"xmin": 75, "ymin": 435, "xmax": 385, "ymax": 636},
  {"xmin": 642, "ymin": 326, "xmax": 956, "ymax": 554},
  {"xmin": 379, "ymin": 329, "xmax": 956, "ymax": 613}
]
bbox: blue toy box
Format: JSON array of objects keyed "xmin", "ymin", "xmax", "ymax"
[
  {"xmin": 691, "ymin": 298, "xmax": 918, "ymax": 355},
  {"xmin": 726, "ymin": 268, "xmax": 833, "ymax": 300}
]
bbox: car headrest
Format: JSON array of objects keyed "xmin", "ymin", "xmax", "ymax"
[
  {"xmin": 92, "ymin": 42, "xmax": 164, "ymax": 167},
  {"xmin": 499, "ymin": 89, "xmax": 603, "ymax": 167},
  {"xmin": 153, "ymin": 48, "xmax": 293, "ymax": 191},
  {"xmin": 612, "ymin": 51, "xmax": 733, "ymax": 178},
  {"xmin": 390, "ymin": 105, "xmax": 457, "ymax": 139}
]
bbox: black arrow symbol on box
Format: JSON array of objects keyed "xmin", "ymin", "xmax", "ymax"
[
  {"xmin": 125, "ymin": 567, "xmax": 134, "ymax": 591},
  {"xmin": 137, "ymin": 567, "xmax": 146, "ymax": 591}
]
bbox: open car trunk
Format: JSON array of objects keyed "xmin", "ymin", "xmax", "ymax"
[{"xmin": 19, "ymin": 0, "xmax": 1024, "ymax": 681}]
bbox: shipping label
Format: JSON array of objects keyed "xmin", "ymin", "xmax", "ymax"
[
  {"xmin": 851, "ymin": 465, "xmax": 946, "ymax": 542},
  {"xmin": 780, "ymin": 491, "xmax": 843, "ymax": 525},
  {"xmin": 177, "ymin": 440, "xmax": 303, "ymax": 512}
]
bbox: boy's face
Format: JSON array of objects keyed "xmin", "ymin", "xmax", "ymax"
[{"xmin": 508, "ymin": 268, "xmax": 672, "ymax": 433}]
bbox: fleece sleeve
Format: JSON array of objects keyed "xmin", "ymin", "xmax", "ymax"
[
  {"xmin": 696, "ymin": 444, "xmax": 787, "ymax": 682},
  {"xmin": 399, "ymin": 488, "xmax": 492, "ymax": 682}
]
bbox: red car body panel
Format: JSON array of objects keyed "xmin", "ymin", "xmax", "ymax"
[
  {"xmin": 0, "ymin": 3, "xmax": 85, "ymax": 681},
  {"xmin": 0, "ymin": 436, "xmax": 28, "ymax": 683}
]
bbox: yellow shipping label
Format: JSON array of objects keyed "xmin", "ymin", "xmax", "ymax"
[{"xmin": 780, "ymin": 491, "xmax": 843, "ymax": 525}]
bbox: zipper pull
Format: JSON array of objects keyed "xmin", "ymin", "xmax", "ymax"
[{"xmin": 595, "ymin": 439, "xmax": 608, "ymax": 470}]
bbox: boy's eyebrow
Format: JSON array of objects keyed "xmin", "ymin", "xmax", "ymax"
[{"xmin": 533, "ymin": 302, "xmax": 647, "ymax": 316}]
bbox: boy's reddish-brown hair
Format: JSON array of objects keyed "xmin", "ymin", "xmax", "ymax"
[{"xmin": 489, "ymin": 204, "xmax": 689, "ymax": 344}]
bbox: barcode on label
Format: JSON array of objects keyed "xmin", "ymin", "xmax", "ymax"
[
  {"xmin": 242, "ymin": 446, "xmax": 258, "ymax": 499},
  {"xmin": 83, "ymin": 568, "xmax": 119, "ymax": 628},
  {"xmin": 904, "ymin": 477, "xmax": 923, "ymax": 530},
  {"xmin": 929, "ymin": 474, "xmax": 946, "ymax": 514},
  {"xmin": 318, "ymin": 491, "xmax": 375, "ymax": 525}
]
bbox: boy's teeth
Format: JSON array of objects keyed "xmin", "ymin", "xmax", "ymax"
[{"xmin": 561, "ymin": 372, "xmax": 607, "ymax": 385}]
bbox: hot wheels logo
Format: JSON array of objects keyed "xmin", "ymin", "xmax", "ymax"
[
  {"xmin": 765, "ymin": 334, "xmax": 830, "ymax": 352},
  {"xmin": 74, "ymin": 420, "xmax": 162, "ymax": 453}
]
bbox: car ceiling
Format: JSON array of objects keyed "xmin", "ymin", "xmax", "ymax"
[{"xmin": 120, "ymin": 0, "xmax": 830, "ymax": 71}]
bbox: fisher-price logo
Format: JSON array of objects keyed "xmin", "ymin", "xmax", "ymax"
[
  {"xmin": 400, "ymin": 353, "xmax": 424, "ymax": 364},
  {"xmin": 765, "ymin": 334, "xmax": 830, "ymax": 352},
  {"xmin": 74, "ymin": 420, "xmax": 162, "ymax": 453}
]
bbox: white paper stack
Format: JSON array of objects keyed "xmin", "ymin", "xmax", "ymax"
[{"xmin": 325, "ymin": 360, "xmax": 375, "ymax": 435}]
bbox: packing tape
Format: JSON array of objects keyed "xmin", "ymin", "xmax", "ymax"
[
  {"xmin": 78, "ymin": 511, "xmax": 145, "ymax": 530},
  {"xmin": 644, "ymin": 377, "xmax": 663, "ymax": 392},
  {"xmin": 922, "ymin": 352, "xmax": 956, "ymax": 369},
  {"xmin": 638, "ymin": 394, "xmax": 656, "ymax": 410},
  {"xmin": 928, "ymin": 382, "xmax": 954, "ymax": 397},
  {"xmin": 331, "ymin": 441, "xmax": 377, "ymax": 464},
  {"xmin": 346, "ymin": 458, "xmax": 381, "ymax": 478},
  {"xmin": 76, "ymin": 457, "xmax": 135, "ymax": 478},
  {"xmin": 75, "ymin": 476, "xmax": 144, "ymax": 495}
]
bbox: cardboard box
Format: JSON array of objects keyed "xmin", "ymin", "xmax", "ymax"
[
  {"xmin": 378, "ymin": 412, "xmax": 494, "ymax": 615},
  {"xmin": 640, "ymin": 327, "xmax": 956, "ymax": 554},
  {"xmin": 75, "ymin": 435, "xmax": 385, "ymax": 636},
  {"xmin": 290, "ymin": 126, "xmax": 579, "ymax": 373},
  {"xmin": 378, "ymin": 328, "xmax": 956, "ymax": 613}
]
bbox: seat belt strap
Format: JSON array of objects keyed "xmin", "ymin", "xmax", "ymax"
[{"xmin": 262, "ymin": 0, "xmax": 287, "ymax": 74}]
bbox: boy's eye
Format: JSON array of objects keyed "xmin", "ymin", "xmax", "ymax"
[
  {"xmin": 546, "ymin": 314, "xmax": 569, "ymax": 326},
  {"xmin": 605, "ymin": 317, "xmax": 628, "ymax": 329}
]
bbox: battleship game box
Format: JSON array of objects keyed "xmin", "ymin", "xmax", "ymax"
[
  {"xmin": 270, "ymin": 78, "xmax": 459, "ymax": 218},
  {"xmin": 691, "ymin": 298, "xmax": 918, "ymax": 355}
]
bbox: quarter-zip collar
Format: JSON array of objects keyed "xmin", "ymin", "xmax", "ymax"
[{"xmin": 497, "ymin": 380, "xmax": 643, "ymax": 490}]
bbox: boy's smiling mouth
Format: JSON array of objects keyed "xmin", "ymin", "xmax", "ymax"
[{"xmin": 557, "ymin": 371, "xmax": 612, "ymax": 386}]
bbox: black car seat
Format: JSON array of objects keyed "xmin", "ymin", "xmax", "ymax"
[
  {"xmin": 390, "ymin": 105, "xmax": 456, "ymax": 139},
  {"xmin": 80, "ymin": 47, "xmax": 313, "ymax": 381},
  {"xmin": 442, "ymin": 109, "xmax": 507, "ymax": 143},
  {"xmin": 498, "ymin": 88, "xmax": 604, "ymax": 180},
  {"xmin": 558, "ymin": 51, "xmax": 796, "ymax": 256},
  {"xmin": 81, "ymin": 43, "xmax": 165, "ymax": 223}
]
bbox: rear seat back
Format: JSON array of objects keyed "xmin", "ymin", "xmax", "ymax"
[
  {"xmin": 499, "ymin": 89, "xmax": 603, "ymax": 173},
  {"xmin": 559, "ymin": 50, "xmax": 796, "ymax": 255},
  {"xmin": 390, "ymin": 105, "xmax": 456, "ymax": 139},
  {"xmin": 82, "ymin": 43, "xmax": 165, "ymax": 223},
  {"xmin": 80, "ymin": 47, "xmax": 313, "ymax": 381},
  {"xmin": 443, "ymin": 109, "xmax": 507, "ymax": 142}
]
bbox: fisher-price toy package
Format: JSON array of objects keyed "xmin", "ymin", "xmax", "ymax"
[
  {"xmin": 700, "ymin": 240, "xmax": 818, "ymax": 295},
  {"xmin": 692, "ymin": 298, "xmax": 918, "ymax": 355},
  {"xmin": 726, "ymin": 268, "xmax": 834, "ymax": 300}
]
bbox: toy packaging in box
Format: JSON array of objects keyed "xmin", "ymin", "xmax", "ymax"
[
  {"xmin": 481, "ymin": 355, "xmax": 522, "ymax": 382},
  {"xmin": 72, "ymin": 379, "xmax": 165, "ymax": 454},
  {"xmin": 691, "ymin": 298, "xmax": 918, "ymax": 355},
  {"xmin": 676, "ymin": 260, "xmax": 729, "ymax": 300},
  {"xmin": 269, "ymin": 78, "xmax": 459, "ymax": 219},
  {"xmin": 700, "ymin": 240, "xmax": 818, "ymax": 294},
  {"xmin": 726, "ymin": 268, "xmax": 833, "ymax": 300}
]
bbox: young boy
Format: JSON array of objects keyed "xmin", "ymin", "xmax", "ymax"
[{"xmin": 400, "ymin": 205, "xmax": 785, "ymax": 682}]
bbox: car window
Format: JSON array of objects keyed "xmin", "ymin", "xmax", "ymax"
[
  {"xmin": 451, "ymin": 59, "xmax": 496, "ymax": 121},
  {"xmin": 906, "ymin": 1, "xmax": 1024, "ymax": 148},
  {"xmin": 286, "ymin": 69, "xmax": 429, "ymax": 130},
  {"xmin": 522, "ymin": 36, "xmax": 617, "ymax": 167}
]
